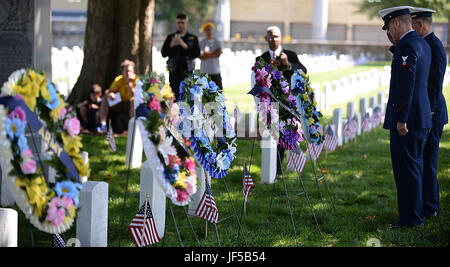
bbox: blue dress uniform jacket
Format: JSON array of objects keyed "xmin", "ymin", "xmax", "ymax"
[
  {"xmin": 422, "ymin": 32, "xmax": 448, "ymax": 217},
  {"xmin": 383, "ymin": 30, "xmax": 432, "ymax": 131},
  {"xmin": 424, "ymin": 32, "xmax": 448, "ymax": 127},
  {"xmin": 384, "ymin": 30, "xmax": 432, "ymax": 226}
]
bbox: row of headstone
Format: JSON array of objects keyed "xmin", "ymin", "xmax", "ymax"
[
  {"xmin": 332, "ymin": 91, "xmax": 388, "ymax": 146},
  {"xmin": 315, "ymin": 68, "xmax": 391, "ymax": 110}
]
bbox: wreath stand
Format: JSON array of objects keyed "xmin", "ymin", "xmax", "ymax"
[
  {"xmin": 117, "ymin": 118, "xmax": 247, "ymax": 247},
  {"xmin": 244, "ymin": 103, "xmax": 337, "ymax": 246}
]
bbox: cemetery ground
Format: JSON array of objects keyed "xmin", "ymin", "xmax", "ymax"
[{"xmin": 14, "ymin": 64, "xmax": 450, "ymax": 247}]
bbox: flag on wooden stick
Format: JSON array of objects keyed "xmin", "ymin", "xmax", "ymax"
[
  {"xmin": 243, "ymin": 162, "xmax": 254, "ymax": 203},
  {"xmin": 128, "ymin": 194, "xmax": 160, "ymax": 247},
  {"xmin": 106, "ymin": 121, "xmax": 116, "ymax": 152},
  {"xmin": 196, "ymin": 178, "xmax": 219, "ymax": 224}
]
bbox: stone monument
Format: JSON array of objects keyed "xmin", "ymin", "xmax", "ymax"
[{"xmin": 0, "ymin": 0, "xmax": 52, "ymax": 88}]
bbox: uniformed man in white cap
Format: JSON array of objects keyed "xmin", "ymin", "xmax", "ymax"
[
  {"xmin": 379, "ymin": 6, "xmax": 432, "ymax": 229},
  {"xmin": 411, "ymin": 7, "xmax": 448, "ymax": 219}
]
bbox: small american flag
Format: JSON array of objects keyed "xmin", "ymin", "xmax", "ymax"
[
  {"xmin": 371, "ymin": 108, "xmax": 383, "ymax": 126},
  {"xmin": 106, "ymin": 124, "xmax": 116, "ymax": 152},
  {"xmin": 361, "ymin": 115, "xmax": 371, "ymax": 132},
  {"xmin": 343, "ymin": 119, "xmax": 357, "ymax": 140},
  {"xmin": 51, "ymin": 234, "xmax": 66, "ymax": 247},
  {"xmin": 128, "ymin": 199, "xmax": 160, "ymax": 247},
  {"xmin": 323, "ymin": 125, "xmax": 338, "ymax": 151},
  {"xmin": 286, "ymin": 146, "xmax": 306, "ymax": 172},
  {"xmin": 307, "ymin": 142, "xmax": 323, "ymax": 160},
  {"xmin": 196, "ymin": 178, "xmax": 219, "ymax": 225},
  {"xmin": 243, "ymin": 163, "xmax": 254, "ymax": 203}
]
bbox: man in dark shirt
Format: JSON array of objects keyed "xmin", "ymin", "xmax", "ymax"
[{"xmin": 161, "ymin": 13, "xmax": 200, "ymax": 101}]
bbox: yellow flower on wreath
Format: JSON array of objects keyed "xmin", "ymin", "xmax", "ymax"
[
  {"xmin": 61, "ymin": 132, "xmax": 91, "ymax": 177},
  {"xmin": 49, "ymin": 94, "xmax": 66, "ymax": 122},
  {"xmin": 162, "ymin": 84, "xmax": 175, "ymax": 100},
  {"xmin": 173, "ymin": 172, "xmax": 188, "ymax": 190},
  {"xmin": 15, "ymin": 176, "xmax": 53, "ymax": 217},
  {"xmin": 147, "ymin": 83, "xmax": 163, "ymax": 102}
]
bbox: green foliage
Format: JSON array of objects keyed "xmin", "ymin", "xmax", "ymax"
[
  {"xmin": 155, "ymin": 0, "xmax": 215, "ymax": 24},
  {"xmin": 354, "ymin": 0, "xmax": 449, "ymax": 19}
]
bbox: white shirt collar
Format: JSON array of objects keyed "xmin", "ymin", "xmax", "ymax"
[
  {"xmin": 400, "ymin": 30, "xmax": 414, "ymax": 40},
  {"xmin": 269, "ymin": 46, "xmax": 283, "ymax": 59}
]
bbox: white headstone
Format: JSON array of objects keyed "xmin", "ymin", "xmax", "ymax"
[
  {"xmin": 354, "ymin": 113, "xmax": 362, "ymax": 136},
  {"xmin": 125, "ymin": 118, "xmax": 143, "ymax": 169},
  {"xmin": 347, "ymin": 102, "xmax": 356, "ymax": 121},
  {"xmin": 76, "ymin": 181, "xmax": 109, "ymax": 247},
  {"xmin": 140, "ymin": 161, "xmax": 165, "ymax": 238},
  {"xmin": 260, "ymin": 130, "xmax": 277, "ymax": 184},
  {"xmin": 360, "ymin": 97, "xmax": 368, "ymax": 117},
  {"xmin": 333, "ymin": 108, "xmax": 344, "ymax": 146},
  {"xmin": 0, "ymin": 208, "xmax": 17, "ymax": 247},
  {"xmin": 0, "ymin": 162, "xmax": 15, "ymax": 207},
  {"xmin": 189, "ymin": 166, "xmax": 210, "ymax": 216},
  {"xmin": 369, "ymin": 96, "xmax": 376, "ymax": 109},
  {"xmin": 246, "ymin": 112, "xmax": 257, "ymax": 138}
]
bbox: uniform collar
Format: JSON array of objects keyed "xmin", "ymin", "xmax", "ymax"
[
  {"xmin": 423, "ymin": 31, "xmax": 433, "ymax": 38},
  {"xmin": 400, "ymin": 29, "xmax": 415, "ymax": 40}
]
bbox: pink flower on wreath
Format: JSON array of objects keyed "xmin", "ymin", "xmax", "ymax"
[
  {"xmin": 21, "ymin": 159, "xmax": 37, "ymax": 175},
  {"xmin": 255, "ymin": 69, "xmax": 272, "ymax": 88},
  {"xmin": 21, "ymin": 148, "xmax": 33, "ymax": 159},
  {"xmin": 8, "ymin": 107, "xmax": 26, "ymax": 122},
  {"xmin": 184, "ymin": 158, "xmax": 196, "ymax": 173},
  {"xmin": 151, "ymin": 78, "xmax": 159, "ymax": 85},
  {"xmin": 176, "ymin": 188, "xmax": 189, "ymax": 203},
  {"xmin": 46, "ymin": 198, "xmax": 66, "ymax": 226},
  {"xmin": 59, "ymin": 107, "xmax": 67, "ymax": 120},
  {"xmin": 63, "ymin": 116, "xmax": 81, "ymax": 138},
  {"xmin": 148, "ymin": 95, "xmax": 161, "ymax": 114}
]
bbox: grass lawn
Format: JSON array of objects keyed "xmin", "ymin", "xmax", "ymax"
[{"xmin": 13, "ymin": 65, "xmax": 450, "ymax": 247}]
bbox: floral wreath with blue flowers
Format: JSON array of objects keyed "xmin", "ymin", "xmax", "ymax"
[
  {"xmin": 250, "ymin": 59, "xmax": 305, "ymax": 150},
  {"xmin": 178, "ymin": 70, "xmax": 237, "ymax": 178},
  {"xmin": 0, "ymin": 69, "xmax": 90, "ymax": 234},
  {"xmin": 135, "ymin": 72, "xmax": 198, "ymax": 206},
  {"xmin": 291, "ymin": 69, "xmax": 324, "ymax": 146}
]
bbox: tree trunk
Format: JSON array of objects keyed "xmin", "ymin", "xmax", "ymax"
[{"xmin": 67, "ymin": 0, "xmax": 155, "ymax": 106}]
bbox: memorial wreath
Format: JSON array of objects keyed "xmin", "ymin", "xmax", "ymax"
[
  {"xmin": 249, "ymin": 59, "xmax": 304, "ymax": 150},
  {"xmin": 0, "ymin": 68, "xmax": 90, "ymax": 234},
  {"xmin": 178, "ymin": 71, "xmax": 237, "ymax": 178},
  {"xmin": 135, "ymin": 72, "xmax": 197, "ymax": 206}
]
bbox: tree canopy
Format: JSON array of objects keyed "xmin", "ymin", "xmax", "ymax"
[{"xmin": 355, "ymin": 0, "xmax": 449, "ymax": 19}]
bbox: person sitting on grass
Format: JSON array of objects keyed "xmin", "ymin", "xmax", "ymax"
[
  {"xmin": 77, "ymin": 84, "xmax": 103, "ymax": 132},
  {"xmin": 97, "ymin": 59, "xmax": 139, "ymax": 133}
]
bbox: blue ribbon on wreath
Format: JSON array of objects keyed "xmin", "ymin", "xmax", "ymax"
[{"xmin": 0, "ymin": 96, "xmax": 80, "ymax": 182}]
